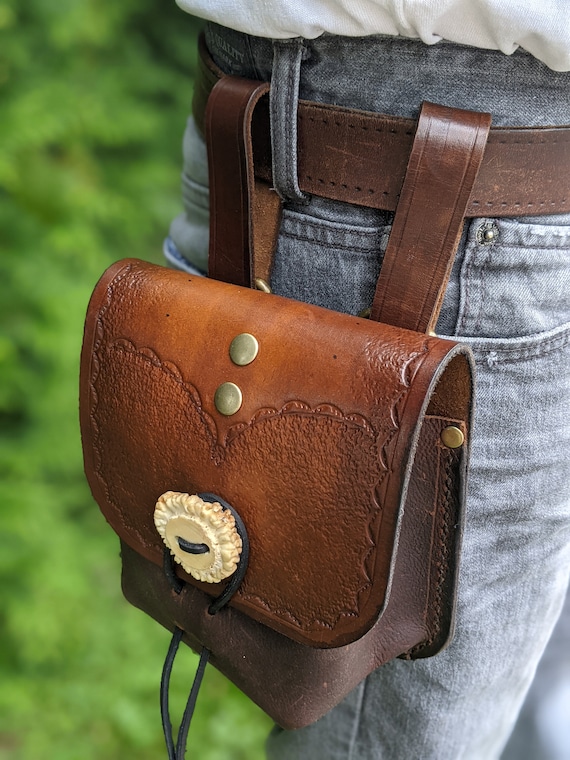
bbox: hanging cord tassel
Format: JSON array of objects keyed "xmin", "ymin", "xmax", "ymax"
[{"xmin": 159, "ymin": 493, "xmax": 249, "ymax": 759}]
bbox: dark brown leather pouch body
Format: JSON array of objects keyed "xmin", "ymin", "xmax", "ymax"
[{"xmin": 80, "ymin": 257, "xmax": 473, "ymax": 728}]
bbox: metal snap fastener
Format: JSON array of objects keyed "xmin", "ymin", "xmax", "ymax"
[
  {"xmin": 229, "ymin": 333, "xmax": 259, "ymax": 366},
  {"xmin": 214, "ymin": 382, "xmax": 243, "ymax": 416},
  {"xmin": 154, "ymin": 492, "xmax": 242, "ymax": 582},
  {"xmin": 441, "ymin": 426, "xmax": 465, "ymax": 449},
  {"xmin": 476, "ymin": 221, "xmax": 499, "ymax": 245}
]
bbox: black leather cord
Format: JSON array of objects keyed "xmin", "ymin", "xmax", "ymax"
[
  {"xmin": 163, "ymin": 547, "xmax": 184, "ymax": 595},
  {"xmin": 176, "ymin": 646, "xmax": 210, "ymax": 759},
  {"xmin": 199, "ymin": 493, "xmax": 250, "ymax": 615},
  {"xmin": 177, "ymin": 537, "xmax": 209, "ymax": 554},
  {"xmin": 160, "ymin": 629, "xmax": 210, "ymax": 760},
  {"xmin": 160, "ymin": 493, "xmax": 250, "ymax": 759},
  {"xmin": 160, "ymin": 627, "xmax": 182, "ymax": 760}
]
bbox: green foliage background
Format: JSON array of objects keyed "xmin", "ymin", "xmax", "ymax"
[{"xmin": 0, "ymin": 1, "xmax": 272, "ymax": 757}]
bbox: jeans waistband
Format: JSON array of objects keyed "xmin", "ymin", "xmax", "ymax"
[{"xmin": 205, "ymin": 23, "xmax": 570, "ymax": 128}]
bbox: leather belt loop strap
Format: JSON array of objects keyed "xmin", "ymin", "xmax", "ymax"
[
  {"xmin": 205, "ymin": 76, "xmax": 271, "ymax": 287},
  {"xmin": 370, "ymin": 102, "xmax": 492, "ymax": 333}
]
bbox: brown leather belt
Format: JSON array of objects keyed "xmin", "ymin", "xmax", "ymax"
[{"xmin": 194, "ymin": 35, "xmax": 570, "ymax": 218}]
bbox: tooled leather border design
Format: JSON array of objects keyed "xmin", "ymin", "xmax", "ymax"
[{"xmin": 97, "ymin": 337, "xmax": 385, "ymax": 631}]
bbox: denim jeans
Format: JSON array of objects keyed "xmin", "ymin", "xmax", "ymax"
[
  {"xmin": 168, "ymin": 26, "xmax": 570, "ymax": 760},
  {"xmin": 502, "ymin": 588, "xmax": 570, "ymax": 760}
]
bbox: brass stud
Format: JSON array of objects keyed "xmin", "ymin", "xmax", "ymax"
[
  {"xmin": 441, "ymin": 425, "xmax": 465, "ymax": 449},
  {"xmin": 254, "ymin": 278, "xmax": 272, "ymax": 293},
  {"xmin": 214, "ymin": 382, "xmax": 243, "ymax": 416},
  {"xmin": 229, "ymin": 333, "xmax": 259, "ymax": 366},
  {"xmin": 358, "ymin": 307, "xmax": 371, "ymax": 319}
]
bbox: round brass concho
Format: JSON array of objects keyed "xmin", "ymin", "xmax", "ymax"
[{"xmin": 154, "ymin": 492, "xmax": 242, "ymax": 583}]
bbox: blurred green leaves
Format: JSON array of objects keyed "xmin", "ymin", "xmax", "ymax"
[{"xmin": 0, "ymin": 1, "xmax": 271, "ymax": 757}]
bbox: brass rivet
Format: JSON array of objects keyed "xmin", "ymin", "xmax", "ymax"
[
  {"xmin": 229, "ymin": 333, "xmax": 259, "ymax": 366},
  {"xmin": 358, "ymin": 307, "xmax": 371, "ymax": 319},
  {"xmin": 254, "ymin": 278, "xmax": 272, "ymax": 293},
  {"xmin": 441, "ymin": 426, "xmax": 465, "ymax": 449},
  {"xmin": 214, "ymin": 382, "xmax": 243, "ymax": 416},
  {"xmin": 476, "ymin": 221, "xmax": 499, "ymax": 245}
]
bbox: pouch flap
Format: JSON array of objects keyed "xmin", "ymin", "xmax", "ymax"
[{"xmin": 80, "ymin": 259, "xmax": 472, "ymax": 647}]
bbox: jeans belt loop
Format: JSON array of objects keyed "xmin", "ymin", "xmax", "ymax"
[{"xmin": 270, "ymin": 39, "xmax": 310, "ymax": 204}]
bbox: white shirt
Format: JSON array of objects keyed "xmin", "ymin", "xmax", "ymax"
[{"xmin": 176, "ymin": 0, "xmax": 570, "ymax": 71}]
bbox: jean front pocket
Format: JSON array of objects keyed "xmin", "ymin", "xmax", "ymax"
[
  {"xmin": 451, "ymin": 216, "xmax": 570, "ymax": 344},
  {"xmin": 271, "ymin": 203, "xmax": 391, "ymax": 317}
]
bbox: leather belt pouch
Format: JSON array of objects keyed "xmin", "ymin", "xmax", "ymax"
[
  {"xmin": 79, "ymin": 71, "xmax": 491, "ymax": 730},
  {"xmin": 80, "ymin": 257, "xmax": 473, "ymax": 728}
]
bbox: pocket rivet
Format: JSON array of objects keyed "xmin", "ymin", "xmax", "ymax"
[
  {"xmin": 476, "ymin": 221, "xmax": 499, "ymax": 245},
  {"xmin": 441, "ymin": 426, "xmax": 465, "ymax": 449}
]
